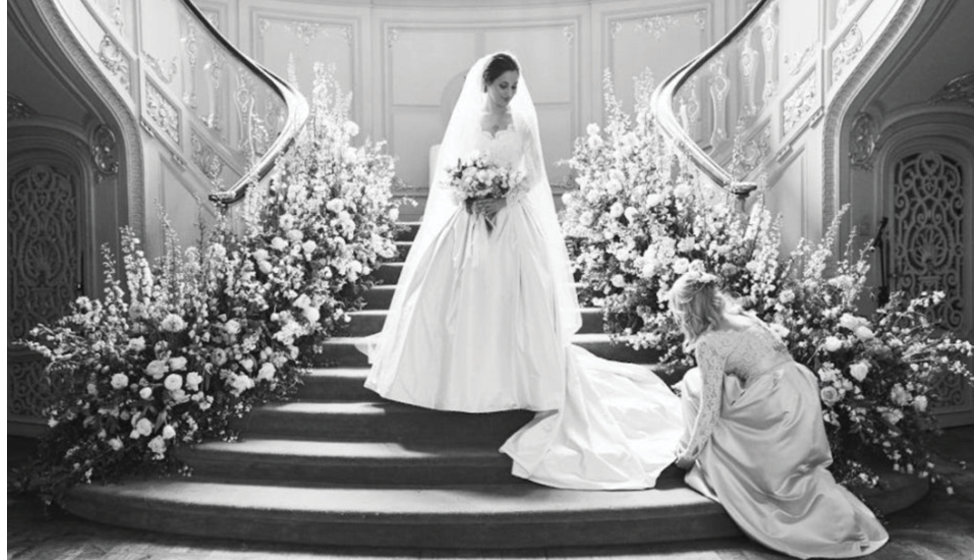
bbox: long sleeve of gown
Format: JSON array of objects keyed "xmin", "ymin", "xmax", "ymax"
[{"xmin": 678, "ymin": 337, "xmax": 727, "ymax": 463}]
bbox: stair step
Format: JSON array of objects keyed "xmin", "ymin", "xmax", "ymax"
[
  {"xmin": 307, "ymin": 334, "xmax": 664, "ymax": 368},
  {"xmin": 298, "ymin": 367, "xmax": 377, "ymax": 401},
  {"xmin": 236, "ymin": 401, "xmax": 535, "ymax": 444},
  {"xmin": 339, "ymin": 308, "xmax": 607, "ymax": 337},
  {"xmin": 176, "ymin": 439, "xmax": 516, "ymax": 486},
  {"xmin": 363, "ymin": 285, "xmax": 396, "ymax": 309},
  {"xmin": 396, "ymin": 241, "xmax": 412, "ymax": 260},
  {"xmin": 374, "ymin": 262, "xmax": 403, "ymax": 284},
  {"xmin": 62, "ymin": 479, "xmax": 739, "ymax": 549}
]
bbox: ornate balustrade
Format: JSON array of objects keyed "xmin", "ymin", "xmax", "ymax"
[{"xmin": 52, "ymin": 0, "xmax": 308, "ymax": 205}]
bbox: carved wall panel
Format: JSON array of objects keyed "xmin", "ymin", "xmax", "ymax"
[
  {"xmin": 890, "ymin": 150, "xmax": 970, "ymax": 411},
  {"xmin": 605, "ymin": 6, "xmax": 710, "ymax": 117},
  {"xmin": 7, "ymin": 162, "xmax": 84, "ymax": 418}
]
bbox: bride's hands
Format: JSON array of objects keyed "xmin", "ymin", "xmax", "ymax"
[{"xmin": 470, "ymin": 198, "xmax": 507, "ymax": 217}]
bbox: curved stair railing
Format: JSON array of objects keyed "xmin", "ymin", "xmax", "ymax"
[
  {"xmin": 653, "ymin": 0, "xmax": 928, "ymax": 215},
  {"xmin": 652, "ymin": 0, "xmax": 771, "ymax": 206},
  {"xmin": 48, "ymin": 0, "xmax": 308, "ymax": 206}
]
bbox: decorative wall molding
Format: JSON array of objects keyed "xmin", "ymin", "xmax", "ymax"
[
  {"xmin": 97, "ymin": 33, "xmax": 131, "ymax": 89},
  {"xmin": 929, "ymin": 72, "xmax": 973, "ymax": 105},
  {"xmin": 22, "ymin": 0, "xmax": 145, "ymax": 239},
  {"xmin": 848, "ymin": 111, "xmax": 879, "ymax": 169},
  {"xmin": 782, "ymin": 72, "xmax": 817, "ymax": 135},
  {"xmin": 634, "ymin": 14, "xmax": 678, "ymax": 39},
  {"xmin": 823, "ymin": 0, "xmax": 931, "ymax": 231},
  {"xmin": 144, "ymin": 78, "xmax": 182, "ymax": 145},
  {"xmin": 784, "ymin": 44, "xmax": 815, "ymax": 77},
  {"xmin": 146, "ymin": 53, "xmax": 177, "ymax": 84},
  {"xmin": 190, "ymin": 130, "xmax": 227, "ymax": 188},
  {"xmin": 90, "ymin": 123, "xmax": 120, "ymax": 176},
  {"xmin": 8, "ymin": 94, "xmax": 37, "ymax": 120},
  {"xmin": 832, "ymin": 25, "xmax": 864, "ymax": 84}
]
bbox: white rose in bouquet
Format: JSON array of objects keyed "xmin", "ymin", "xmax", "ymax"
[{"xmin": 110, "ymin": 373, "xmax": 129, "ymax": 390}]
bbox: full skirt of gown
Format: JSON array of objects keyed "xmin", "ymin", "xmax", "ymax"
[
  {"xmin": 362, "ymin": 201, "xmax": 684, "ymax": 489},
  {"xmin": 677, "ymin": 362, "xmax": 889, "ymax": 559}
]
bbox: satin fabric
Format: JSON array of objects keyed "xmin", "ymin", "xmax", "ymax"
[
  {"xmin": 502, "ymin": 345, "xmax": 684, "ymax": 490},
  {"xmin": 363, "ymin": 198, "xmax": 565, "ymax": 413},
  {"xmin": 678, "ymin": 362, "xmax": 889, "ymax": 559}
]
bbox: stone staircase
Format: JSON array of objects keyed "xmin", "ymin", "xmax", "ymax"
[{"xmin": 60, "ymin": 222, "xmax": 927, "ymax": 549}]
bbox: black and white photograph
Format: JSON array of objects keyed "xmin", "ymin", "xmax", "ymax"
[{"xmin": 6, "ymin": 0, "xmax": 974, "ymax": 558}]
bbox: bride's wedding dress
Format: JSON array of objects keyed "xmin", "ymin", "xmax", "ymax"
[{"xmin": 359, "ymin": 53, "xmax": 683, "ymax": 490}]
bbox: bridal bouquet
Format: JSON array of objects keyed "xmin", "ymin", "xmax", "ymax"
[{"xmin": 446, "ymin": 151, "xmax": 528, "ymax": 208}]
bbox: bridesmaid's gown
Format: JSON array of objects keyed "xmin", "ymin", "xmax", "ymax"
[{"xmin": 676, "ymin": 315, "xmax": 889, "ymax": 558}]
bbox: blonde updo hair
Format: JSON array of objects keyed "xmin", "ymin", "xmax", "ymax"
[{"xmin": 667, "ymin": 269, "xmax": 734, "ymax": 349}]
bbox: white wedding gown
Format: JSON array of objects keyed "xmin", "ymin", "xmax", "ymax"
[{"xmin": 360, "ymin": 122, "xmax": 684, "ymax": 490}]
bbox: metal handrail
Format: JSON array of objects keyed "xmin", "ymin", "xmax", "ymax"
[
  {"xmin": 651, "ymin": 0, "xmax": 772, "ymax": 200},
  {"xmin": 178, "ymin": 0, "xmax": 310, "ymax": 206}
]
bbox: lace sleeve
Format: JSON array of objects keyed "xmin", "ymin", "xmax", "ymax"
[{"xmin": 678, "ymin": 335, "xmax": 727, "ymax": 463}]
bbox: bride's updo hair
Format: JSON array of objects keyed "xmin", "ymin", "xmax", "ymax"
[
  {"xmin": 667, "ymin": 269, "xmax": 733, "ymax": 348},
  {"xmin": 482, "ymin": 53, "xmax": 520, "ymax": 91}
]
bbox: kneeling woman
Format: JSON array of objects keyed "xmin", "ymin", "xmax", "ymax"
[{"xmin": 668, "ymin": 270, "xmax": 888, "ymax": 559}]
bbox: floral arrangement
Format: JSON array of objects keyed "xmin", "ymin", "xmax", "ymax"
[
  {"xmin": 561, "ymin": 70, "xmax": 973, "ymax": 495},
  {"xmin": 561, "ymin": 70, "xmax": 779, "ymax": 365},
  {"xmin": 447, "ymin": 151, "xmax": 528, "ymax": 207},
  {"xmin": 15, "ymin": 64, "xmax": 403, "ymax": 503},
  {"xmin": 18, "ymin": 225, "xmax": 302, "ymax": 502},
  {"xmin": 240, "ymin": 62, "xmax": 402, "ymax": 339}
]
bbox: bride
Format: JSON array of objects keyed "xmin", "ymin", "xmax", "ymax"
[{"xmin": 359, "ymin": 52, "xmax": 683, "ymax": 490}]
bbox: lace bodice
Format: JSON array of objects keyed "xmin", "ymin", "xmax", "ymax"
[
  {"xmin": 476, "ymin": 126, "xmax": 529, "ymax": 177},
  {"xmin": 678, "ymin": 314, "xmax": 794, "ymax": 464}
]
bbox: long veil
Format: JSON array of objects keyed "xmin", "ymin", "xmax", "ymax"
[{"xmin": 361, "ymin": 52, "xmax": 581, "ymax": 380}]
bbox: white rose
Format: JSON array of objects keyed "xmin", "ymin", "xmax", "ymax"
[
  {"xmin": 160, "ymin": 314, "xmax": 187, "ymax": 333},
  {"xmin": 578, "ymin": 211, "xmax": 595, "ymax": 226},
  {"xmin": 849, "ymin": 361, "xmax": 870, "ymax": 382},
  {"xmin": 225, "ymin": 319, "xmax": 242, "ymax": 335},
  {"xmin": 778, "ymin": 289, "xmax": 796, "ymax": 304},
  {"xmin": 302, "ymin": 240, "xmax": 317, "ymax": 254},
  {"xmin": 344, "ymin": 120, "xmax": 360, "ymax": 137},
  {"xmin": 271, "ymin": 237, "xmax": 288, "ymax": 251},
  {"xmin": 854, "ymin": 326, "xmax": 875, "ymax": 341},
  {"xmin": 259, "ymin": 261, "xmax": 273, "ymax": 274},
  {"xmin": 609, "ymin": 202, "xmax": 624, "ymax": 218},
  {"xmin": 257, "ymin": 362, "xmax": 276, "ymax": 381},
  {"xmin": 605, "ymin": 180, "xmax": 623, "ymax": 195},
  {"xmin": 128, "ymin": 337, "xmax": 146, "ymax": 352},
  {"xmin": 624, "ymin": 207, "xmax": 638, "ymax": 222},
  {"xmin": 139, "ymin": 387, "xmax": 153, "ymax": 400},
  {"xmin": 279, "ymin": 214, "xmax": 296, "ymax": 230},
  {"xmin": 388, "ymin": 208, "xmax": 400, "ymax": 222},
  {"xmin": 819, "ymin": 386, "xmax": 841, "ymax": 405},
  {"xmin": 912, "ymin": 395, "xmax": 928, "ymax": 412},
  {"xmin": 287, "ymin": 229, "xmax": 304, "ymax": 242},
  {"xmin": 586, "ymin": 123, "xmax": 600, "ymax": 136},
  {"xmin": 169, "ymin": 357, "xmax": 187, "ymax": 371},
  {"xmin": 645, "ymin": 193, "xmax": 664, "ymax": 208},
  {"xmin": 110, "ymin": 373, "xmax": 129, "ymax": 390},
  {"xmin": 823, "ymin": 336, "xmax": 843, "ymax": 352},
  {"xmin": 135, "ymin": 417, "xmax": 154, "ymax": 437},
  {"xmin": 677, "ymin": 237, "xmax": 696, "ymax": 253},
  {"xmin": 146, "ymin": 360, "xmax": 168, "ymax": 380},
  {"xmin": 162, "ymin": 425, "xmax": 177, "ymax": 440},
  {"xmin": 818, "ymin": 366, "xmax": 837, "ymax": 383},
  {"xmin": 164, "ymin": 373, "xmax": 183, "ymax": 391},
  {"xmin": 108, "ymin": 438, "xmax": 124, "ymax": 451},
  {"xmin": 880, "ymin": 408, "xmax": 903, "ymax": 425},
  {"xmin": 148, "ymin": 436, "xmax": 167, "ymax": 456},
  {"xmin": 252, "ymin": 248, "xmax": 270, "ymax": 262},
  {"xmin": 186, "ymin": 371, "xmax": 203, "ymax": 390},
  {"xmin": 239, "ymin": 357, "xmax": 255, "ymax": 373},
  {"xmin": 303, "ymin": 306, "xmax": 321, "ymax": 324},
  {"xmin": 611, "ymin": 274, "xmax": 626, "ymax": 288}
]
